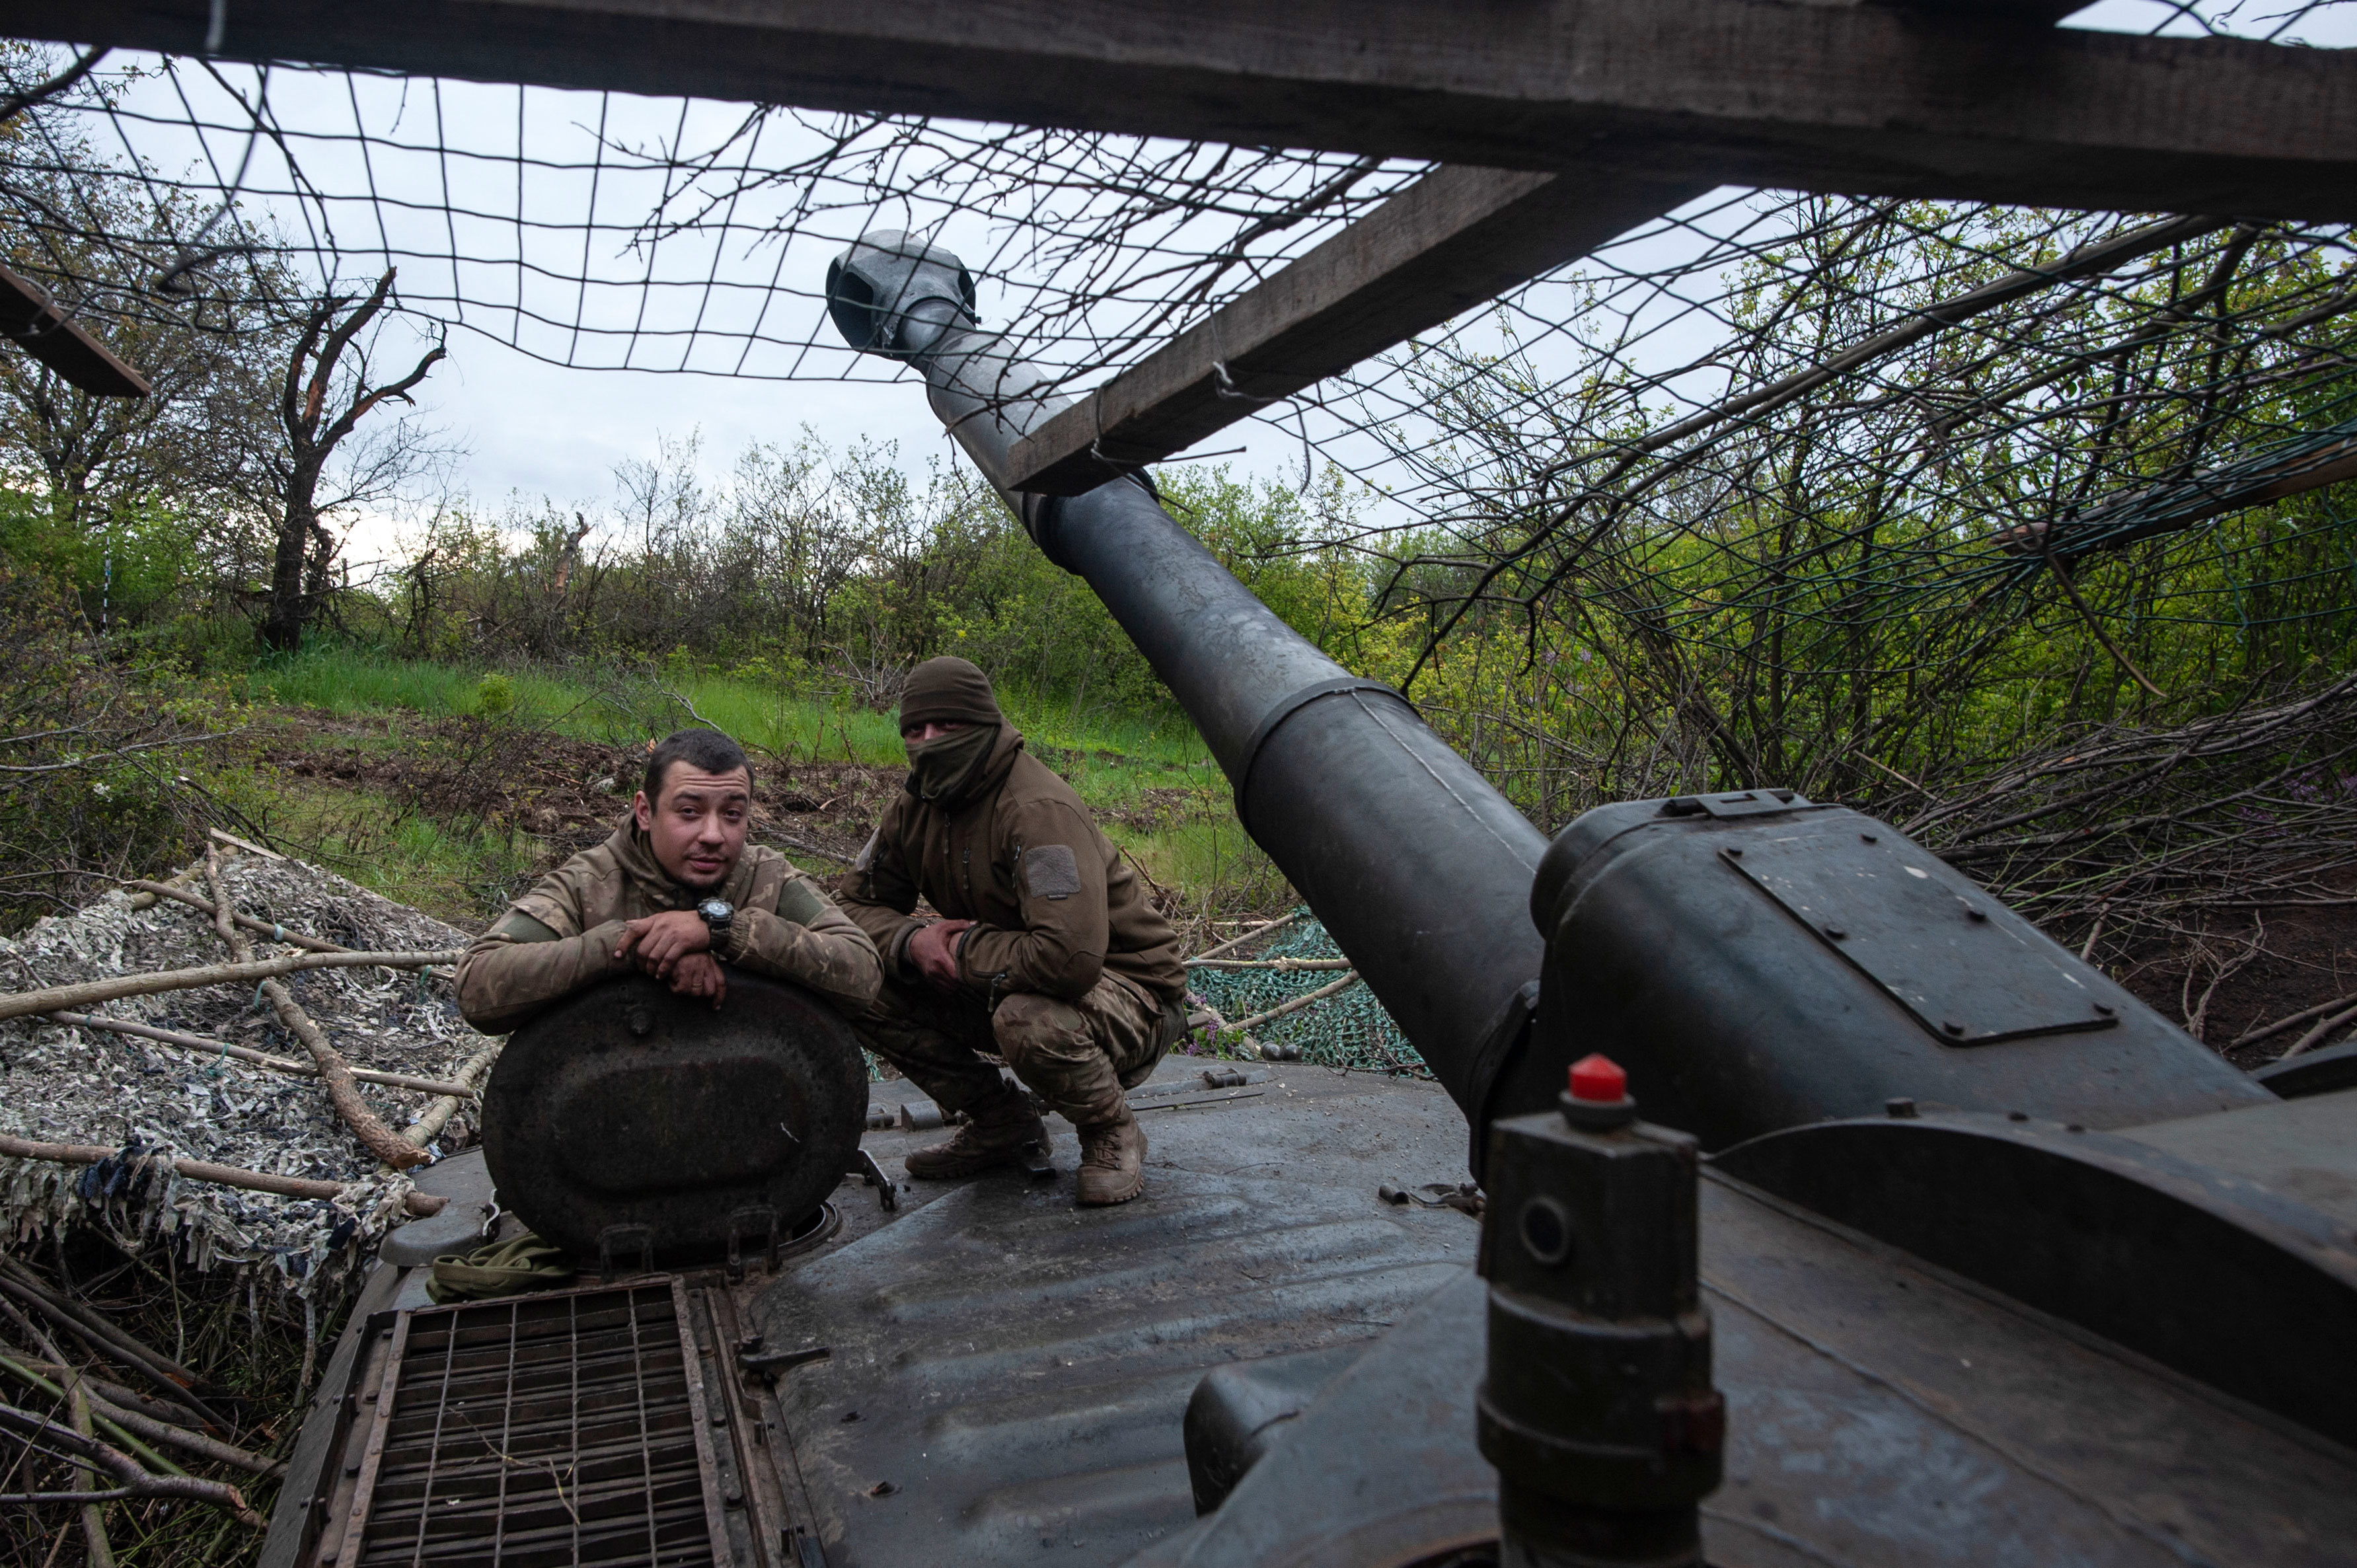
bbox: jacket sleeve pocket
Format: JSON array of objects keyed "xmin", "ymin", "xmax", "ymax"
[{"xmin": 1022, "ymin": 843, "xmax": 1083, "ymax": 901}]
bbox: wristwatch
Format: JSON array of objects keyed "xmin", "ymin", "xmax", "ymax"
[{"xmin": 696, "ymin": 899, "xmax": 735, "ymax": 938}]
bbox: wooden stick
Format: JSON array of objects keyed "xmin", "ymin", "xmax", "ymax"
[
  {"xmin": 1185, "ymin": 912, "xmax": 1302, "ymax": 965},
  {"xmin": 0, "ymin": 1134, "xmax": 447, "ymax": 1217},
  {"xmin": 67, "ymin": 1375, "xmax": 114, "ymax": 1568},
  {"xmin": 119, "ymin": 881, "xmax": 351, "ymax": 954},
  {"xmin": 257, "ymin": 981, "xmax": 428, "ymax": 1168},
  {"xmin": 204, "ymin": 852, "xmax": 427, "ymax": 1171},
  {"xmin": 18, "ymin": 1368, "xmax": 199, "ymax": 1436},
  {"xmin": 0, "ymin": 1403, "xmax": 262, "ymax": 1526},
  {"xmin": 0, "ymin": 1259, "xmax": 203, "ymax": 1395},
  {"xmin": 206, "ymin": 828, "xmax": 281, "ymax": 862},
  {"xmin": 0, "ymin": 1358, "xmax": 192, "ymax": 1479},
  {"xmin": 390, "ymin": 1038, "xmax": 502, "ymax": 1168},
  {"xmin": 2233, "ymin": 988, "xmax": 2357, "ymax": 1050},
  {"xmin": 78, "ymin": 1389, "xmax": 278, "ymax": 1477},
  {"xmin": 2278, "ymin": 1000, "xmax": 2357, "ymax": 1061},
  {"xmin": 46, "ymin": 1012, "xmax": 478, "ymax": 1100},
  {"xmin": 1185, "ymin": 955, "xmax": 1352, "ymax": 971},
  {"xmin": 0, "ymin": 1271, "xmax": 228, "ymax": 1432},
  {"xmin": 0, "ymin": 949, "xmax": 459, "ymax": 1024},
  {"xmin": 1231, "ymin": 972, "xmax": 1361, "ymax": 1032}
]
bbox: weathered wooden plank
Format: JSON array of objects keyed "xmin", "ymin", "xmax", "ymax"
[
  {"xmin": 1006, "ymin": 166, "xmax": 1707, "ymax": 494},
  {"xmin": 20, "ymin": 0, "xmax": 2357, "ymax": 219},
  {"xmin": 0, "ymin": 263, "xmax": 149, "ymax": 398}
]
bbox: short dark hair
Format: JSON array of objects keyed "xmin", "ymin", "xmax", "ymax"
[{"xmin": 643, "ymin": 729, "xmax": 751, "ymax": 803}]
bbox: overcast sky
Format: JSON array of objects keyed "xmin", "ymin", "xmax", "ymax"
[{"xmin": 71, "ymin": 0, "xmax": 2356, "ymax": 556}]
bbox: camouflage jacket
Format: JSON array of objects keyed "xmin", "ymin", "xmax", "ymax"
[
  {"xmin": 455, "ymin": 820, "xmax": 881, "ymax": 1031},
  {"xmin": 837, "ymin": 725, "xmax": 1187, "ymax": 1004}
]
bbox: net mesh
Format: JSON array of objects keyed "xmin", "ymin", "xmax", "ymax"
[
  {"xmin": 1, "ymin": 1, "xmax": 2354, "ymax": 985},
  {"xmin": 1186, "ymin": 913, "xmax": 1425, "ymax": 1078}
]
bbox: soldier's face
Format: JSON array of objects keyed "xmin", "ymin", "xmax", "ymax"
[
  {"xmin": 901, "ymin": 719, "xmax": 972, "ymax": 745},
  {"xmin": 634, "ymin": 765, "xmax": 753, "ymax": 889}
]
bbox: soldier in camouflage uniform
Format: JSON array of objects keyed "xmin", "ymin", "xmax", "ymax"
[
  {"xmin": 837, "ymin": 657, "xmax": 1188, "ymax": 1207},
  {"xmin": 457, "ymin": 729, "xmax": 880, "ymax": 1031}
]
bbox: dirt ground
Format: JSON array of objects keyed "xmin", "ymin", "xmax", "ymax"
[
  {"xmin": 259, "ymin": 711, "xmax": 1206, "ymax": 934},
  {"xmin": 2111, "ymin": 889, "xmax": 2357, "ymax": 1066},
  {"xmin": 260, "ymin": 711, "xmax": 2357, "ymax": 1064},
  {"xmin": 266, "ymin": 712, "xmax": 906, "ymax": 870}
]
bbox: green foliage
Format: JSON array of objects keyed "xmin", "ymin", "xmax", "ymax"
[
  {"xmin": 1336, "ymin": 207, "xmax": 2357, "ymax": 835},
  {"xmin": 473, "ymin": 671, "xmax": 517, "ymax": 716},
  {"xmin": 0, "ymin": 549, "xmax": 258, "ymax": 932},
  {"xmin": 230, "ymin": 438, "xmax": 1407, "ymax": 815},
  {"xmin": 0, "ymin": 483, "xmax": 212, "ymax": 632},
  {"xmin": 256, "ymin": 776, "xmax": 551, "ymax": 929}
]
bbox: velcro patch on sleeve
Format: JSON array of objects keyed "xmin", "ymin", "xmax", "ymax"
[
  {"xmin": 774, "ymin": 876, "xmax": 831, "ymax": 927},
  {"xmin": 1022, "ymin": 844, "xmax": 1084, "ymax": 902},
  {"xmin": 491, "ymin": 910, "xmax": 560, "ymax": 943}
]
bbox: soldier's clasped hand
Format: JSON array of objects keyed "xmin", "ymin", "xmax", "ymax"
[
  {"xmin": 616, "ymin": 908, "xmax": 710, "ymax": 968},
  {"xmin": 665, "ymin": 951, "xmax": 728, "ymax": 1009},
  {"xmin": 616, "ymin": 910, "xmax": 728, "ymax": 1005},
  {"xmin": 907, "ymin": 917, "xmax": 972, "ymax": 990}
]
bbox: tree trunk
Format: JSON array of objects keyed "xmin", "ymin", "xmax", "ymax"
[{"xmin": 262, "ymin": 462, "xmax": 322, "ymax": 652}]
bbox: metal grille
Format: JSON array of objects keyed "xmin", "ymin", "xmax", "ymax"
[{"xmin": 336, "ymin": 1280, "xmax": 730, "ymax": 1568}]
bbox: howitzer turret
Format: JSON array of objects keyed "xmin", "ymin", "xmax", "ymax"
[
  {"xmin": 825, "ymin": 230, "xmax": 2272, "ymax": 1161},
  {"xmin": 818, "ymin": 231, "xmax": 2357, "ymax": 1563}
]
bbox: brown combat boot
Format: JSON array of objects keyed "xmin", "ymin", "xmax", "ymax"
[
  {"xmin": 1074, "ymin": 1107, "xmax": 1148, "ymax": 1206},
  {"xmin": 903, "ymin": 1092, "xmax": 1048, "ymax": 1181}
]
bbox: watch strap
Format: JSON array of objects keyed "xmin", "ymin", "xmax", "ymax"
[{"xmin": 716, "ymin": 912, "xmax": 752, "ymax": 963}]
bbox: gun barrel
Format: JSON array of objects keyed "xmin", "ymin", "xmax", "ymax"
[{"xmin": 831, "ymin": 232, "xmax": 1547, "ymax": 1139}]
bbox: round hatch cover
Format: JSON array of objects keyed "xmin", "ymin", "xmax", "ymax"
[{"xmin": 480, "ymin": 972, "xmax": 867, "ymax": 1258}]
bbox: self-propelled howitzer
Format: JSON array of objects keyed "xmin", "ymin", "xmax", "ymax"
[
  {"xmin": 815, "ymin": 231, "xmax": 2357, "ymax": 1565},
  {"xmin": 263, "ymin": 238, "xmax": 2357, "ymax": 1568}
]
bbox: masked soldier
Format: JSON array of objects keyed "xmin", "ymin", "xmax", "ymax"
[
  {"xmin": 457, "ymin": 729, "xmax": 880, "ymax": 1031},
  {"xmin": 839, "ymin": 657, "xmax": 1188, "ymax": 1206}
]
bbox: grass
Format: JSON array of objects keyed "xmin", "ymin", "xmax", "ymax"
[
  {"xmin": 1105, "ymin": 815, "xmax": 1289, "ymax": 921},
  {"xmin": 253, "ymin": 777, "xmax": 550, "ymax": 929},
  {"xmin": 242, "ymin": 646, "xmax": 1218, "ymax": 801},
  {"xmin": 239, "ymin": 646, "xmax": 1289, "ymax": 931}
]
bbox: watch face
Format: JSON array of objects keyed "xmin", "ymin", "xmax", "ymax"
[{"xmin": 698, "ymin": 899, "xmax": 733, "ymax": 926}]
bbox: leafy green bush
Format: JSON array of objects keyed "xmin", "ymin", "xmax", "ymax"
[{"xmin": 0, "ymin": 552, "xmax": 258, "ymax": 932}]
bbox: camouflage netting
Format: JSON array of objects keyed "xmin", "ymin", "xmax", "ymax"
[
  {"xmin": 1186, "ymin": 913, "xmax": 1427, "ymax": 1078},
  {"xmin": 0, "ymin": 852, "xmax": 488, "ymax": 1301}
]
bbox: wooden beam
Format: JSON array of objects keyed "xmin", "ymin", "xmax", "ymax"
[
  {"xmin": 0, "ymin": 264, "xmax": 149, "ymax": 398},
  {"xmin": 21, "ymin": 0, "xmax": 2357, "ymax": 219},
  {"xmin": 1886, "ymin": 0, "xmax": 2095, "ymax": 22},
  {"xmin": 1006, "ymin": 166, "xmax": 1705, "ymax": 495}
]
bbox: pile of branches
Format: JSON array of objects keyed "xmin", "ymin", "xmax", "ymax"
[
  {"xmin": 1, "ymin": 1240, "xmax": 290, "ymax": 1568},
  {"xmin": 3, "ymin": 845, "xmax": 480, "ymax": 1299},
  {"xmin": 1889, "ymin": 671, "xmax": 2357, "ymax": 1055},
  {"xmin": 0, "ymin": 853, "xmax": 486, "ymax": 1563}
]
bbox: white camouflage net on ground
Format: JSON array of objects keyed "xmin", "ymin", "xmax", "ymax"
[{"xmin": 0, "ymin": 853, "xmax": 482, "ymax": 1299}]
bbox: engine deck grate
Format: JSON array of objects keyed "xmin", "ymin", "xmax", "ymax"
[{"xmin": 333, "ymin": 1279, "xmax": 729, "ymax": 1568}]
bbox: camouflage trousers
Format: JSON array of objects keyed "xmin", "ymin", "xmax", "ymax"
[{"xmin": 849, "ymin": 971, "xmax": 1183, "ymax": 1128}]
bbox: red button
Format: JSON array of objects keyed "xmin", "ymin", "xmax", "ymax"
[{"xmin": 1569, "ymin": 1054, "xmax": 1627, "ymax": 1103}]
